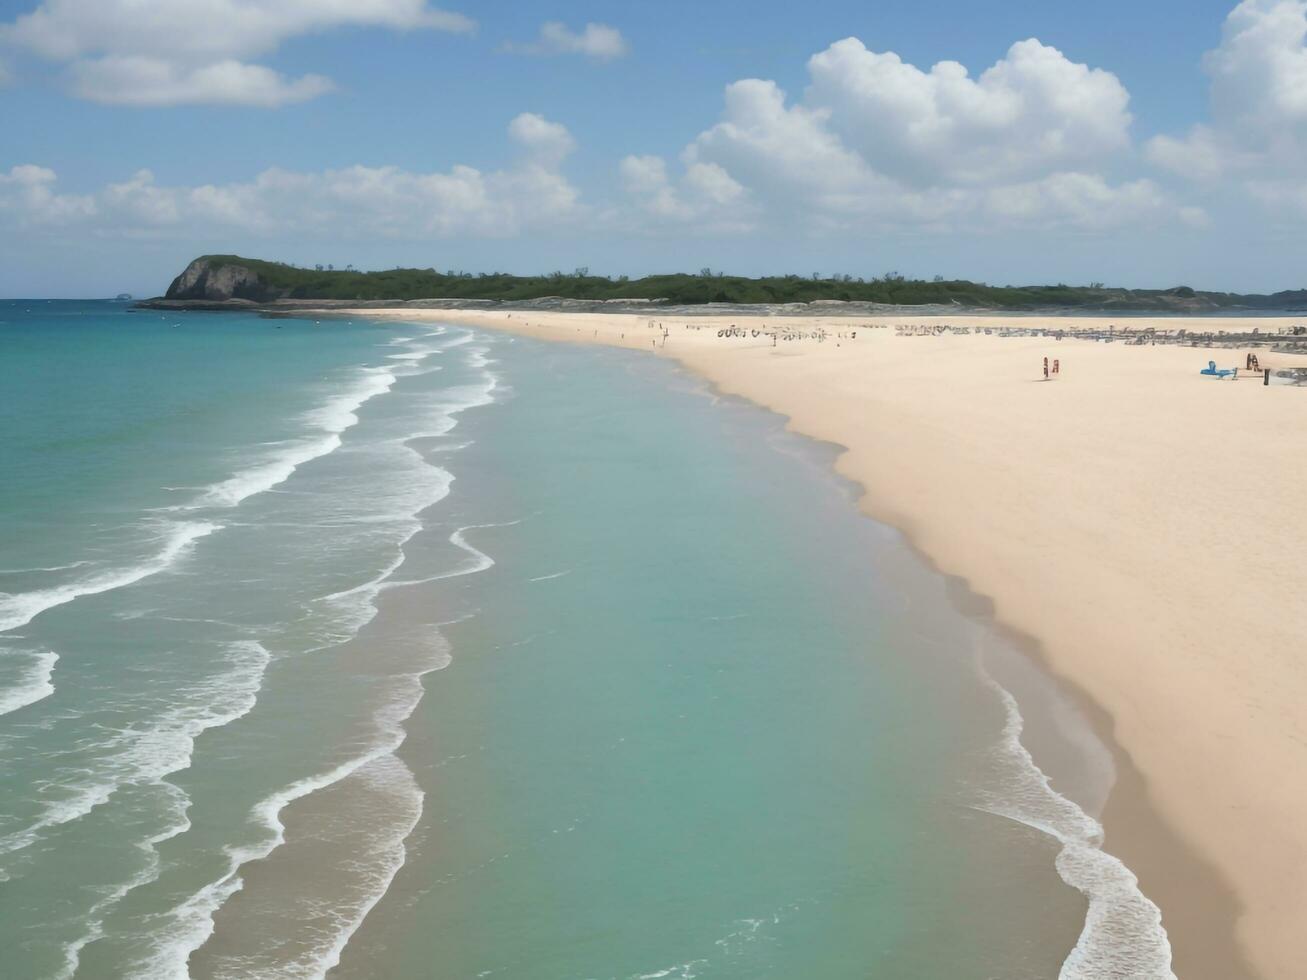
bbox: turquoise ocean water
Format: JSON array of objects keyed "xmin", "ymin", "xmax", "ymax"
[{"xmin": 0, "ymin": 301, "xmax": 1172, "ymax": 978}]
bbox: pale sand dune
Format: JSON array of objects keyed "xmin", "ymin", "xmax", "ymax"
[{"xmin": 347, "ymin": 308, "xmax": 1306, "ymax": 979}]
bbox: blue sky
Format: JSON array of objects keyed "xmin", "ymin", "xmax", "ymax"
[{"xmin": 1, "ymin": 0, "xmax": 1304, "ymax": 296}]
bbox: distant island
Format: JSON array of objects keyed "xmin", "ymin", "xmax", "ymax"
[{"xmin": 144, "ymin": 254, "xmax": 1307, "ymax": 313}]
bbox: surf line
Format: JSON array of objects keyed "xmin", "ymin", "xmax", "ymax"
[
  {"xmin": 145, "ymin": 522, "xmax": 516, "ymax": 976},
  {"xmin": 387, "ymin": 520, "xmax": 525, "ymax": 589},
  {"xmin": 969, "ymin": 638, "xmax": 1175, "ymax": 980}
]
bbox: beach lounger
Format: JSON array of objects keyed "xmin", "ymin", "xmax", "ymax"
[{"xmin": 1199, "ymin": 360, "xmax": 1238, "ymax": 379}]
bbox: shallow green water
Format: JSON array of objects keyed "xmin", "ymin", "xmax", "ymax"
[
  {"xmin": 0, "ymin": 303, "xmax": 1171, "ymax": 979},
  {"xmin": 330, "ymin": 337, "xmax": 1094, "ymax": 979}
]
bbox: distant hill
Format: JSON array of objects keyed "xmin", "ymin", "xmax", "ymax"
[{"xmin": 160, "ymin": 255, "xmax": 1307, "ymax": 312}]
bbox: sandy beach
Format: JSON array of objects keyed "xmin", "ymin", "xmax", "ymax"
[{"xmin": 341, "ymin": 307, "xmax": 1307, "ymax": 979}]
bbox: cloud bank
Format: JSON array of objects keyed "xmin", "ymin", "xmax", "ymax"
[
  {"xmin": 0, "ymin": 114, "xmax": 581, "ymax": 237},
  {"xmin": 625, "ymin": 37, "xmax": 1194, "ymax": 233},
  {"xmin": 0, "ymin": 0, "xmax": 474, "ymax": 106},
  {"xmin": 1148, "ymin": 0, "xmax": 1307, "ymax": 216}
]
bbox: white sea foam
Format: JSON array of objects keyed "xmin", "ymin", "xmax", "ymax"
[
  {"xmin": 0, "ymin": 521, "xmax": 219, "ymax": 634},
  {"xmin": 973, "ymin": 658, "xmax": 1175, "ymax": 980},
  {"xmin": 0, "ymin": 339, "xmax": 444, "ymax": 647},
  {"xmin": 300, "ymin": 367, "xmax": 396, "ymax": 435},
  {"xmin": 0, "ymin": 640, "xmax": 270, "ymax": 863},
  {"xmin": 190, "ymin": 434, "xmax": 343, "ymax": 510},
  {"xmin": 288, "ymin": 753, "xmax": 424, "ymax": 980},
  {"xmin": 386, "ymin": 520, "xmax": 517, "ymax": 591},
  {"xmin": 433, "ymin": 330, "xmax": 475, "ymax": 352},
  {"xmin": 54, "ymin": 784, "xmax": 191, "ymax": 980},
  {"xmin": 310, "ymin": 456, "xmax": 454, "ymax": 649},
  {"xmin": 127, "ymin": 866, "xmax": 245, "ymax": 980},
  {"xmin": 46, "ymin": 641, "xmax": 271, "ymax": 977},
  {"xmin": 135, "ymin": 759, "xmax": 421, "ymax": 980},
  {"xmin": 314, "ymin": 536, "xmax": 422, "ymax": 648},
  {"xmin": 312, "ymin": 345, "xmax": 503, "ymax": 645},
  {"xmin": 405, "ymin": 371, "xmax": 501, "ymax": 441},
  {"xmin": 139, "ymin": 336, "xmax": 507, "ymax": 977},
  {"xmin": 136, "ymin": 641, "xmax": 450, "ymax": 980},
  {"xmin": 0, "ymin": 647, "xmax": 58, "ymax": 717},
  {"xmin": 189, "ymin": 367, "xmax": 397, "ymax": 511},
  {"xmin": 444, "ymin": 522, "xmax": 508, "ymax": 576}
]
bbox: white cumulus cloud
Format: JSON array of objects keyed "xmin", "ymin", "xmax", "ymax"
[
  {"xmin": 508, "ymin": 112, "xmax": 577, "ymax": 167},
  {"xmin": 0, "ymin": 114, "xmax": 582, "ymax": 238},
  {"xmin": 690, "ymin": 79, "xmax": 875, "ymax": 209},
  {"xmin": 507, "ymin": 22, "xmax": 629, "ymax": 61},
  {"xmin": 644, "ymin": 40, "xmax": 1190, "ymax": 234},
  {"xmin": 70, "ymin": 57, "xmax": 334, "ymax": 107},
  {"xmin": 0, "ymin": 0, "xmax": 475, "ymax": 107},
  {"xmin": 0, "ymin": 164, "xmax": 97, "ymax": 224},
  {"xmin": 620, "ymin": 154, "xmax": 749, "ymax": 230},
  {"xmin": 1205, "ymin": 0, "xmax": 1307, "ymax": 131},
  {"xmin": 806, "ymin": 37, "xmax": 1133, "ymax": 186},
  {"xmin": 981, "ymin": 173, "xmax": 1197, "ymax": 231},
  {"xmin": 1147, "ymin": 0, "xmax": 1307, "ymax": 214}
]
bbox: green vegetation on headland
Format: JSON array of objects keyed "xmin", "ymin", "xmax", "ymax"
[{"xmin": 160, "ymin": 255, "xmax": 1307, "ymax": 311}]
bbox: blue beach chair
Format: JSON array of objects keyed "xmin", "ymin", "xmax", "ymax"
[{"xmin": 1199, "ymin": 360, "xmax": 1238, "ymax": 379}]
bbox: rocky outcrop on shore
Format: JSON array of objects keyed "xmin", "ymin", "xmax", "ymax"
[{"xmin": 165, "ymin": 257, "xmax": 281, "ymax": 302}]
